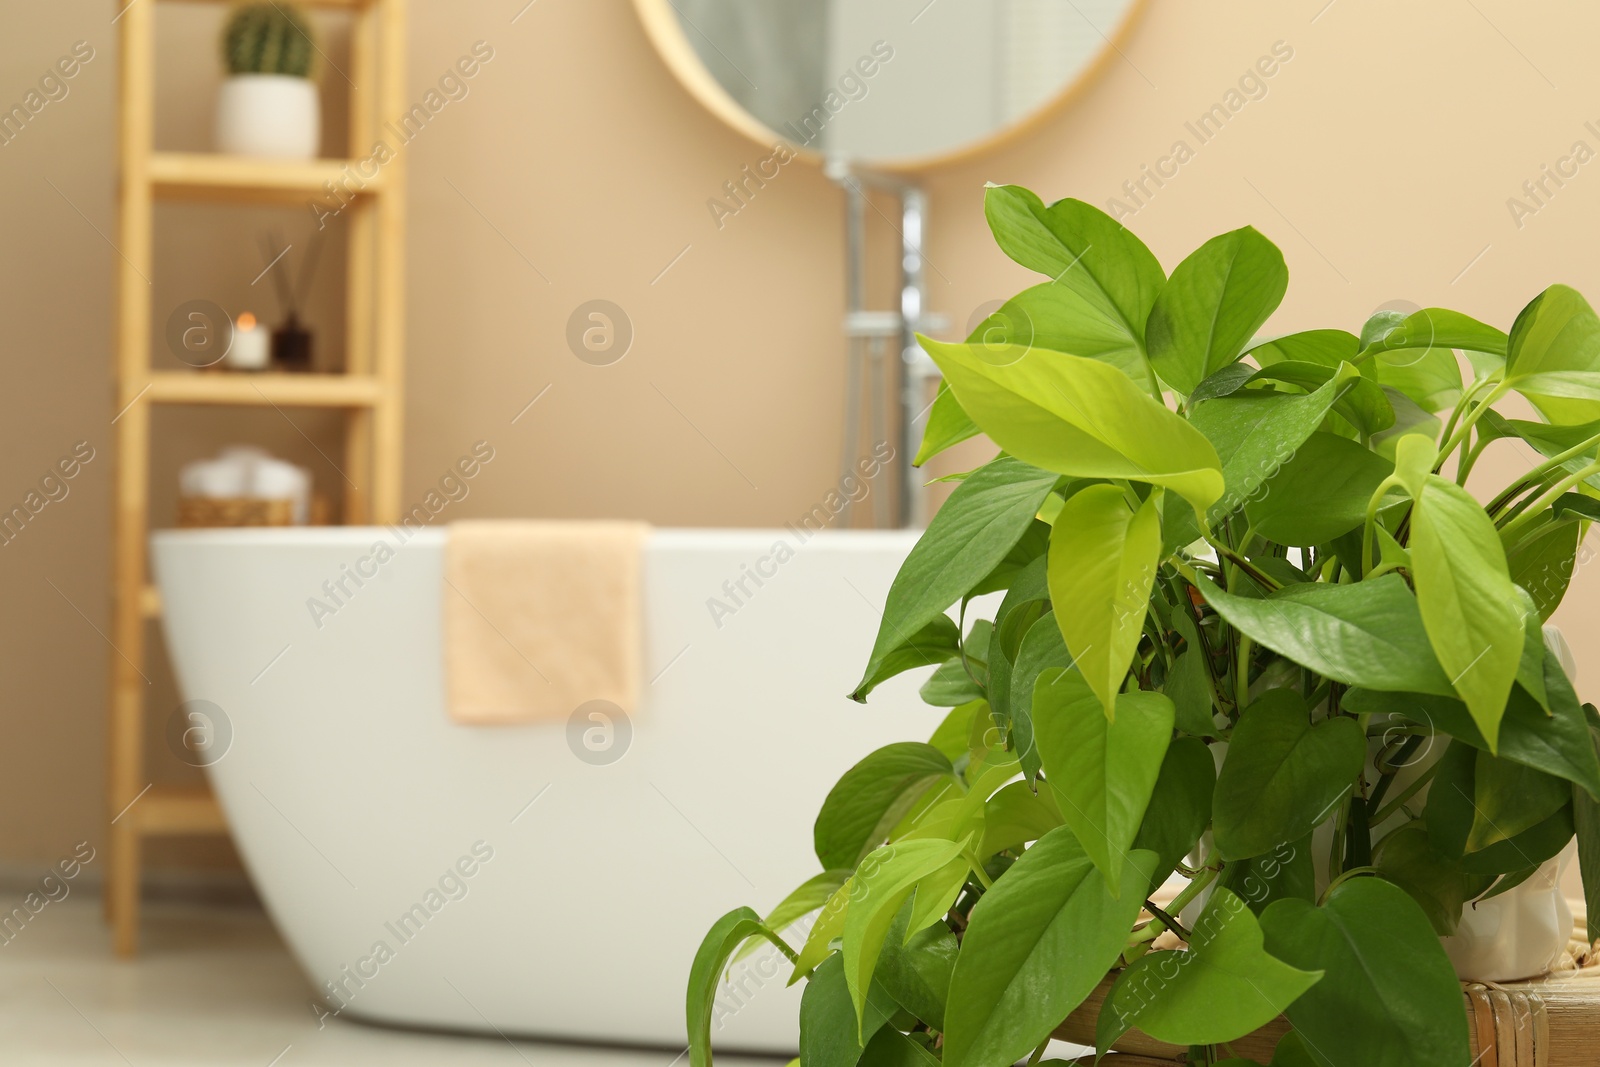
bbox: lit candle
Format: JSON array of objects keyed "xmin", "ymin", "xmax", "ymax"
[{"xmin": 225, "ymin": 312, "xmax": 270, "ymax": 371}]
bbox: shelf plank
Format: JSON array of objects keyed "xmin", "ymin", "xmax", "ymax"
[
  {"xmin": 143, "ymin": 371, "xmax": 384, "ymax": 407},
  {"xmin": 163, "ymin": 0, "xmax": 372, "ymax": 7},
  {"xmin": 149, "ymin": 152, "xmax": 383, "ymax": 204},
  {"xmin": 135, "ymin": 786, "xmax": 227, "ymax": 836}
]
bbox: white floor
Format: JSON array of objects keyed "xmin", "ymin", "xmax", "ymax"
[{"xmin": 0, "ymin": 897, "xmax": 781, "ymax": 1067}]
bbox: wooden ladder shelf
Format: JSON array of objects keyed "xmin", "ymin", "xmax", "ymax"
[{"xmin": 109, "ymin": 0, "xmax": 407, "ymax": 954}]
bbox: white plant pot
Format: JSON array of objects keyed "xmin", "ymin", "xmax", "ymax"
[
  {"xmin": 214, "ymin": 74, "xmax": 320, "ymax": 159},
  {"xmin": 1444, "ymin": 846, "xmax": 1574, "ymax": 982}
]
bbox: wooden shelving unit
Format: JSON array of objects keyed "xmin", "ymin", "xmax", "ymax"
[{"xmin": 110, "ymin": 0, "xmax": 407, "ymax": 954}]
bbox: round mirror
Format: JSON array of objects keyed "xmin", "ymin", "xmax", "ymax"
[{"xmin": 634, "ymin": 0, "xmax": 1149, "ymax": 169}]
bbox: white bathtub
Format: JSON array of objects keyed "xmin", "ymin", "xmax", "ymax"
[{"xmin": 151, "ymin": 525, "xmax": 930, "ymax": 1050}]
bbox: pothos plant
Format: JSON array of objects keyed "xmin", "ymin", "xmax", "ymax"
[{"xmin": 687, "ymin": 184, "xmax": 1600, "ymax": 1067}]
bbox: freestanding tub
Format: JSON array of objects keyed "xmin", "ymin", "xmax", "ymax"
[{"xmin": 151, "ymin": 525, "xmax": 931, "ymax": 1050}]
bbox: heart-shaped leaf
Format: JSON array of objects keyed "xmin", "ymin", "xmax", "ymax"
[
  {"xmin": 1260, "ymin": 878, "xmax": 1470, "ymax": 1067},
  {"xmin": 917, "ymin": 335, "xmax": 1224, "ymax": 521},
  {"xmin": 687, "ymin": 908, "xmax": 794, "ymax": 1067},
  {"xmin": 1189, "ymin": 364, "xmax": 1361, "ymax": 526},
  {"xmin": 1046, "ymin": 484, "xmax": 1162, "ymax": 715},
  {"xmin": 853, "ymin": 456, "xmax": 1058, "ymax": 701},
  {"xmin": 814, "ymin": 743, "xmax": 955, "ymax": 869},
  {"xmin": 1098, "ymin": 887, "xmax": 1321, "ymax": 1051},
  {"xmin": 1146, "ymin": 226, "xmax": 1288, "ymax": 394},
  {"xmin": 1410, "ymin": 474, "xmax": 1524, "ymax": 751},
  {"xmin": 800, "ymin": 953, "xmax": 899, "ymax": 1067},
  {"xmin": 1505, "ymin": 284, "xmax": 1600, "ymax": 400},
  {"xmin": 1246, "ymin": 432, "xmax": 1393, "ymax": 546},
  {"xmin": 1032, "ymin": 668, "xmax": 1174, "ymax": 896},
  {"xmin": 842, "ymin": 839, "xmax": 970, "ymax": 1037},
  {"xmin": 942, "ymin": 827, "xmax": 1156, "ymax": 1067},
  {"xmin": 1213, "ymin": 690, "xmax": 1365, "ymax": 861},
  {"xmin": 982, "ymin": 186, "xmax": 1165, "ymax": 345},
  {"xmin": 1132, "ymin": 736, "xmax": 1216, "ymax": 891},
  {"xmin": 1194, "ymin": 574, "xmax": 1454, "ymax": 697}
]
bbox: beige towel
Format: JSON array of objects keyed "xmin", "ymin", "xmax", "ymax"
[{"xmin": 443, "ymin": 520, "xmax": 648, "ymax": 724}]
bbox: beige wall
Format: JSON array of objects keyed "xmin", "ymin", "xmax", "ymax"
[{"xmin": 2, "ymin": 0, "xmax": 1598, "ymax": 870}]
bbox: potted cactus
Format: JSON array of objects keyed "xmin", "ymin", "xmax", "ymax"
[{"xmin": 215, "ymin": 2, "xmax": 319, "ymax": 159}]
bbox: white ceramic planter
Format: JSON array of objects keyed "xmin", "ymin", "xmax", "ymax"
[{"xmin": 214, "ymin": 74, "xmax": 320, "ymax": 159}]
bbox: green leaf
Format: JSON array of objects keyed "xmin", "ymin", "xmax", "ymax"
[
  {"xmin": 842, "ymin": 840, "xmax": 969, "ymax": 1037},
  {"xmin": 1046, "ymin": 484, "xmax": 1162, "ymax": 714},
  {"xmin": 740, "ymin": 869, "xmax": 852, "ymax": 961},
  {"xmin": 916, "ymin": 383, "xmax": 982, "ymax": 466},
  {"xmin": 688, "ymin": 908, "xmax": 795, "ymax": 1067},
  {"xmin": 1373, "ymin": 346, "xmax": 1463, "ymax": 414},
  {"xmin": 1507, "ymin": 512, "xmax": 1580, "ymax": 620},
  {"xmin": 853, "ymin": 456, "xmax": 1058, "ymax": 701},
  {"xmin": 1573, "ymin": 721, "xmax": 1600, "ymax": 941},
  {"xmin": 1372, "ymin": 824, "xmax": 1476, "ymax": 936},
  {"xmin": 1007, "ymin": 612, "xmax": 1074, "ymax": 781},
  {"xmin": 982, "ymin": 186, "xmax": 1165, "ymax": 346},
  {"xmin": 853, "ymin": 615, "xmax": 962, "ymax": 704},
  {"xmin": 794, "ymin": 880, "xmax": 852, "ymax": 979},
  {"xmin": 1462, "ymin": 751, "xmax": 1570, "ymax": 852},
  {"xmin": 942, "ymin": 827, "xmax": 1156, "ymax": 1067},
  {"xmin": 1194, "ymin": 574, "xmax": 1455, "ymax": 696},
  {"xmin": 1099, "ymin": 887, "xmax": 1321, "ymax": 1051},
  {"xmin": 1166, "ymin": 610, "xmax": 1217, "ymax": 734},
  {"xmin": 875, "ymin": 909, "xmax": 959, "ymax": 1030},
  {"xmin": 1425, "ymin": 740, "xmax": 1576, "ymax": 875},
  {"xmin": 1344, "ymin": 680, "xmax": 1600, "ymax": 800},
  {"xmin": 920, "ymin": 659, "xmax": 986, "ymax": 707},
  {"xmin": 1505, "ymin": 284, "xmax": 1600, "ymax": 400},
  {"xmin": 1246, "ymin": 432, "xmax": 1393, "ymax": 546},
  {"xmin": 1146, "ymin": 226, "xmax": 1288, "ymax": 394},
  {"xmin": 917, "ymin": 335, "xmax": 1224, "ymax": 520},
  {"xmin": 927, "ymin": 700, "xmax": 986, "ymax": 762},
  {"xmin": 1033, "ymin": 668, "xmax": 1174, "ymax": 896},
  {"xmin": 1213, "ymin": 690, "xmax": 1365, "ymax": 861},
  {"xmin": 814, "ymin": 744, "xmax": 956, "ymax": 869},
  {"xmin": 800, "ymin": 953, "xmax": 898, "ymax": 1067},
  {"xmin": 1216, "ymin": 837, "xmax": 1315, "ymax": 915},
  {"xmin": 1410, "ymin": 475, "xmax": 1524, "ymax": 751},
  {"xmin": 857, "ymin": 1026, "xmax": 942, "ymax": 1067},
  {"xmin": 1260, "ymin": 877, "xmax": 1471, "ymax": 1067},
  {"xmin": 1250, "ymin": 328, "xmax": 1360, "ymax": 369},
  {"xmin": 977, "ymin": 779, "xmax": 1064, "ymax": 858},
  {"xmin": 1245, "ymin": 361, "xmax": 1396, "ymax": 436},
  {"xmin": 1359, "ymin": 306, "xmax": 1507, "ymax": 362},
  {"xmin": 1132, "ymin": 737, "xmax": 1215, "ymax": 891},
  {"xmin": 1191, "ymin": 367, "xmax": 1362, "ymax": 526},
  {"xmin": 967, "ymin": 279, "xmax": 1165, "ymax": 391}
]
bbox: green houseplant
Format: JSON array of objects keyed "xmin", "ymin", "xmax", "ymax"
[
  {"xmin": 215, "ymin": 2, "xmax": 320, "ymax": 159},
  {"xmin": 687, "ymin": 184, "xmax": 1600, "ymax": 1067}
]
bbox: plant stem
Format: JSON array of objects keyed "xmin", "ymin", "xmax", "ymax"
[
  {"xmin": 1499, "ymin": 459, "xmax": 1600, "ymax": 542},
  {"xmin": 1320, "ymin": 865, "xmax": 1379, "ymax": 904},
  {"xmin": 1026, "ymin": 1037, "xmax": 1051, "ymax": 1067},
  {"xmin": 1361, "ymin": 476, "xmax": 1402, "ymax": 577},
  {"xmin": 965, "ymin": 852, "xmax": 994, "ymax": 890},
  {"xmin": 1436, "ymin": 379, "xmax": 1510, "ymax": 461},
  {"xmin": 1236, "ymin": 636, "xmax": 1253, "ymax": 710},
  {"xmin": 1203, "ymin": 536, "xmax": 1281, "ymax": 591},
  {"xmin": 1369, "ymin": 758, "xmax": 1440, "ymax": 826}
]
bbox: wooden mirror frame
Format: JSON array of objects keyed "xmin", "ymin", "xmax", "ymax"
[{"xmin": 632, "ymin": 0, "xmax": 1152, "ymax": 172}]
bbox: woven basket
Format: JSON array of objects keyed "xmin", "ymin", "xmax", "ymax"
[
  {"xmin": 176, "ymin": 495, "xmax": 294, "ymax": 527},
  {"xmin": 1056, "ymin": 919, "xmax": 1600, "ymax": 1065}
]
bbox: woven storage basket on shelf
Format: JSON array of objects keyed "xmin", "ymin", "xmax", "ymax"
[
  {"xmin": 176, "ymin": 496, "xmax": 294, "ymax": 527},
  {"xmin": 1056, "ymin": 916, "xmax": 1600, "ymax": 1066}
]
